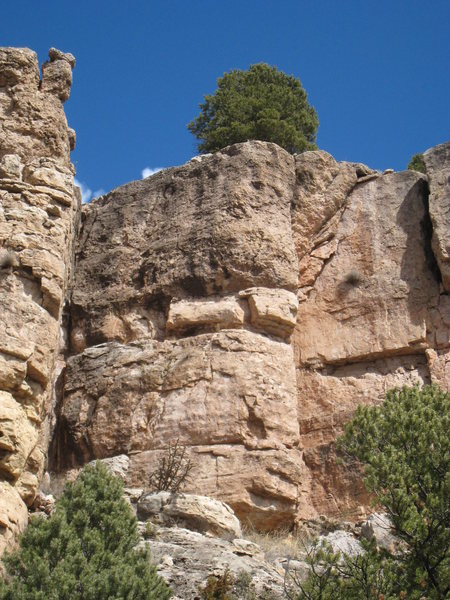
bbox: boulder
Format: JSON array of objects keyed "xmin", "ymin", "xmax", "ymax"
[
  {"xmin": 89, "ymin": 454, "xmax": 130, "ymax": 480},
  {"xmin": 137, "ymin": 492, "xmax": 242, "ymax": 540},
  {"xmin": 316, "ymin": 530, "xmax": 363, "ymax": 557},
  {"xmin": 360, "ymin": 513, "xmax": 399, "ymax": 552}
]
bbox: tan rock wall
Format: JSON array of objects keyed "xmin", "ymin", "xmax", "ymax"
[
  {"xmin": 54, "ymin": 140, "xmax": 449, "ymax": 530},
  {"xmin": 1, "ymin": 47, "xmax": 447, "ymax": 539},
  {"xmin": 293, "ymin": 153, "xmax": 448, "ymax": 521},
  {"xmin": 53, "ymin": 142, "xmax": 302, "ymax": 528},
  {"xmin": 423, "ymin": 142, "xmax": 450, "ymax": 292},
  {"xmin": 0, "ymin": 47, "xmax": 79, "ymax": 553}
]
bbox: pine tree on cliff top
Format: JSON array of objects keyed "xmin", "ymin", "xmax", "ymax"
[
  {"xmin": 0, "ymin": 462, "xmax": 171, "ymax": 600},
  {"xmin": 187, "ymin": 63, "xmax": 318, "ymax": 154}
]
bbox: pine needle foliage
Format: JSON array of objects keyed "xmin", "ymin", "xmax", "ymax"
[
  {"xmin": 407, "ymin": 153, "xmax": 427, "ymax": 173},
  {"xmin": 295, "ymin": 385, "xmax": 449, "ymax": 599},
  {"xmin": 288, "ymin": 538, "xmax": 402, "ymax": 600},
  {"xmin": 0, "ymin": 462, "xmax": 171, "ymax": 600},
  {"xmin": 187, "ymin": 63, "xmax": 318, "ymax": 154},
  {"xmin": 339, "ymin": 385, "xmax": 449, "ymax": 597}
]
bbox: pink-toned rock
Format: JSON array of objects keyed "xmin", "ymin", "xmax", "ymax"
[
  {"xmin": 130, "ymin": 444, "xmax": 302, "ymax": 530},
  {"xmin": 295, "ymin": 354, "xmax": 431, "ymax": 520},
  {"xmin": 294, "ymin": 171, "xmax": 437, "ymax": 366},
  {"xmin": 55, "ymin": 329, "xmax": 300, "ymax": 528},
  {"xmin": 292, "ymin": 167, "xmax": 447, "ymax": 521},
  {"xmin": 70, "ymin": 141, "xmax": 298, "ymax": 348},
  {"xmin": 426, "ymin": 348, "xmax": 450, "ymax": 389},
  {"xmin": 1, "ymin": 47, "xmax": 448, "ymax": 551},
  {"xmin": 57, "ymin": 138, "xmax": 448, "ymax": 531}
]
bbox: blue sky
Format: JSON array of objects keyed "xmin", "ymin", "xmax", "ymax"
[{"xmin": 2, "ymin": 0, "xmax": 449, "ymax": 200}]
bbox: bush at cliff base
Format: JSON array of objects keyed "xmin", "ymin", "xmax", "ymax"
[
  {"xmin": 0, "ymin": 462, "xmax": 171, "ymax": 600},
  {"xmin": 294, "ymin": 385, "xmax": 449, "ymax": 600}
]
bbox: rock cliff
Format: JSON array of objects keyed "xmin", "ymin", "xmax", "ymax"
[
  {"xmin": 0, "ymin": 47, "xmax": 79, "ymax": 554},
  {"xmin": 0, "ymin": 47, "xmax": 448, "ymax": 554}
]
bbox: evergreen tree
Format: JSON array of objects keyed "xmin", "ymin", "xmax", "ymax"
[
  {"xmin": 295, "ymin": 385, "xmax": 449, "ymax": 599},
  {"xmin": 407, "ymin": 153, "xmax": 427, "ymax": 173},
  {"xmin": 187, "ymin": 63, "xmax": 318, "ymax": 154},
  {"xmin": 290, "ymin": 538, "xmax": 403, "ymax": 600},
  {"xmin": 0, "ymin": 462, "xmax": 171, "ymax": 600}
]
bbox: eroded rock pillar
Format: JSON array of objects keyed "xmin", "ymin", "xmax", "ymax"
[{"xmin": 0, "ymin": 47, "xmax": 79, "ymax": 554}]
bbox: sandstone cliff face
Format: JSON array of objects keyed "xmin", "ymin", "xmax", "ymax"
[
  {"xmin": 293, "ymin": 154, "xmax": 448, "ymax": 519},
  {"xmin": 53, "ymin": 139, "xmax": 449, "ymax": 529},
  {"xmin": 0, "ymin": 46, "xmax": 448, "ymax": 551},
  {"xmin": 56, "ymin": 143, "xmax": 303, "ymax": 529},
  {"xmin": 0, "ymin": 48, "xmax": 79, "ymax": 554}
]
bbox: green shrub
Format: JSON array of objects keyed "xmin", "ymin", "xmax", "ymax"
[
  {"xmin": 288, "ymin": 538, "xmax": 404, "ymax": 600},
  {"xmin": 407, "ymin": 153, "xmax": 427, "ymax": 173},
  {"xmin": 187, "ymin": 63, "xmax": 318, "ymax": 154},
  {"xmin": 0, "ymin": 462, "xmax": 171, "ymax": 599},
  {"xmin": 294, "ymin": 385, "xmax": 449, "ymax": 599}
]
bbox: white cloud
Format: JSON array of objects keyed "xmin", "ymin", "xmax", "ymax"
[
  {"xmin": 74, "ymin": 179, "xmax": 105, "ymax": 203},
  {"xmin": 141, "ymin": 166, "xmax": 163, "ymax": 179},
  {"xmin": 74, "ymin": 178, "xmax": 92, "ymax": 203}
]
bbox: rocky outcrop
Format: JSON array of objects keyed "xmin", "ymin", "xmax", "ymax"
[
  {"xmin": 1, "ymin": 46, "xmax": 448, "ymax": 553},
  {"xmin": 292, "ymin": 156, "xmax": 448, "ymax": 519},
  {"xmin": 53, "ymin": 142, "xmax": 303, "ymax": 530},
  {"xmin": 69, "ymin": 142, "xmax": 298, "ymax": 349},
  {"xmin": 141, "ymin": 525, "xmax": 286, "ymax": 599},
  {"xmin": 50, "ymin": 138, "xmax": 449, "ymax": 531},
  {"xmin": 0, "ymin": 48, "xmax": 79, "ymax": 552},
  {"xmin": 137, "ymin": 492, "xmax": 242, "ymax": 540}
]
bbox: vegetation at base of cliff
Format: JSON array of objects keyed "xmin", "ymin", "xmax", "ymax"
[
  {"xmin": 408, "ymin": 153, "xmax": 427, "ymax": 173},
  {"xmin": 0, "ymin": 462, "xmax": 171, "ymax": 600},
  {"xmin": 148, "ymin": 438, "xmax": 193, "ymax": 493},
  {"xmin": 187, "ymin": 63, "xmax": 318, "ymax": 154},
  {"xmin": 293, "ymin": 385, "xmax": 449, "ymax": 600},
  {"xmin": 288, "ymin": 538, "xmax": 403, "ymax": 599},
  {"xmin": 201, "ymin": 568, "xmax": 281, "ymax": 599}
]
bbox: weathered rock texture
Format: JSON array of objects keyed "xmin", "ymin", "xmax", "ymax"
[
  {"xmin": 54, "ymin": 142, "xmax": 303, "ymax": 530},
  {"xmin": 52, "ymin": 139, "xmax": 449, "ymax": 530},
  {"xmin": 140, "ymin": 524, "xmax": 286, "ymax": 599},
  {"xmin": 1, "ymin": 46, "xmax": 448, "ymax": 552},
  {"xmin": 423, "ymin": 142, "xmax": 450, "ymax": 292},
  {"xmin": 292, "ymin": 154, "xmax": 449, "ymax": 519},
  {"xmin": 0, "ymin": 48, "xmax": 79, "ymax": 553},
  {"xmin": 137, "ymin": 492, "xmax": 242, "ymax": 540}
]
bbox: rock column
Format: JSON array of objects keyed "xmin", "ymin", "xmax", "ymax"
[{"xmin": 0, "ymin": 47, "xmax": 79, "ymax": 554}]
